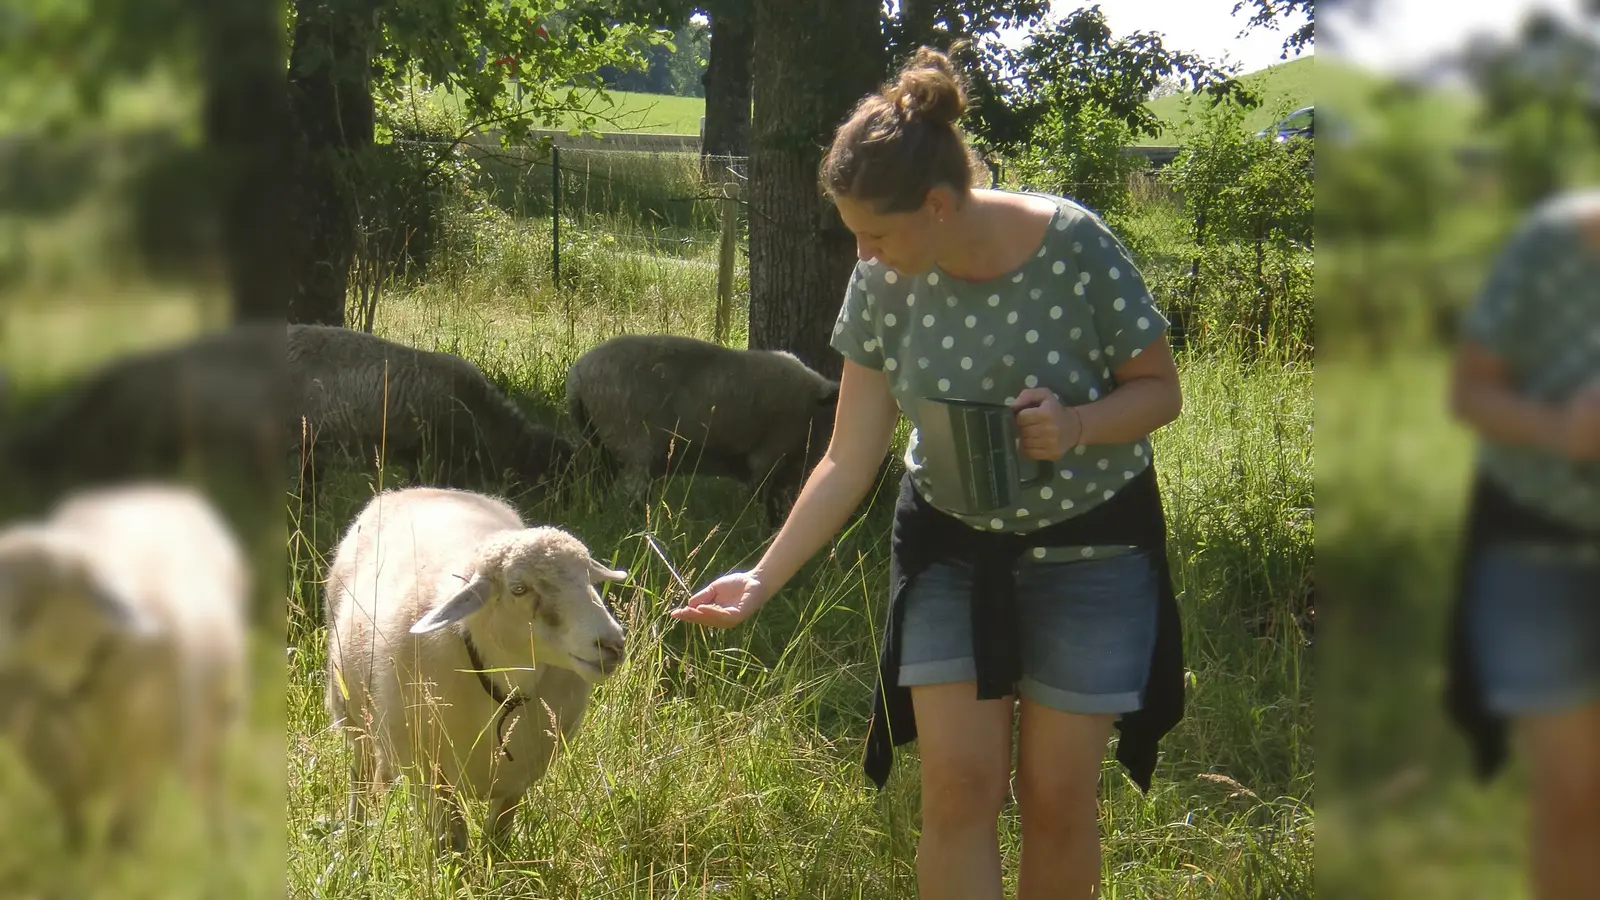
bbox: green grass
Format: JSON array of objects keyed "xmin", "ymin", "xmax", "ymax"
[
  {"xmin": 1139, "ymin": 54, "xmax": 1484, "ymax": 150},
  {"xmin": 420, "ymin": 85, "xmax": 708, "ymax": 136},
  {"xmin": 558, "ymin": 89, "xmax": 707, "ymax": 136},
  {"xmin": 0, "ymin": 637, "xmax": 286, "ymax": 900},
  {"xmin": 284, "ymin": 245, "xmax": 1312, "ymax": 896},
  {"xmin": 1313, "ymin": 57, "xmax": 1483, "ymax": 149},
  {"xmin": 1315, "ymin": 351, "xmax": 1530, "ymax": 897}
]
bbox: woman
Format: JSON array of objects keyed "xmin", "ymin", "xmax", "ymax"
[
  {"xmin": 1447, "ymin": 188, "xmax": 1600, "ymax": 900},
  {"xmin": 671, "ymin": 46, "xmax": 1185, "ymax": 899}
]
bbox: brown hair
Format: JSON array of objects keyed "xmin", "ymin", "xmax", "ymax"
[{"xmin": 820, "ymin": 45, "xmax": 987, "ymax": 214}]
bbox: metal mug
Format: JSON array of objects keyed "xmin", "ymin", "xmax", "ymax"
[{"xmin": 914, "ymin": 396, "xmax": 1054, "ymax": 516}]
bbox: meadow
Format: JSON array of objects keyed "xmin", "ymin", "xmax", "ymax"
[
  {"xmin": 278, "ymin": 150, "xmax": 1315, "ymax": 897},
  {"xmin": 0, "ymin": 70, "xmax": 1314, "ymax": 896},
  {"xmin": 1140, "ymin": 56, "xmax": 1315, "ymax": 147}
]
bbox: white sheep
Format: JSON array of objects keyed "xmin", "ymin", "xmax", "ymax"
[
  {"xmin": 0, "ymin": 482, "xmax": 249, "ymax": 850},
  {"xmin": 324, "ymin": 486, "xmax": 628, "ymax": 854}
]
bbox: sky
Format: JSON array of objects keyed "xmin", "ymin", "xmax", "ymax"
[
  {"xmin": 998, "ymin": 0, "xmax": 1314, "ymax": 75},
  {"xmin": 1321, "ymin": 0, "xmax": 1590, "ymax": 75}
]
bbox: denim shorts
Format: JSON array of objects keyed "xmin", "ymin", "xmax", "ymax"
[
  {"xmin": 898, "ymin": 550, "xmax": 1160, "ymax": 715},
  {"xmin": 1465, "ymin": 543, "xmax": 1600, "ymax": 715}
]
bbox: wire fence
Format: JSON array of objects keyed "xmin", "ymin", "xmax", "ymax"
[{"xmin": 368, "ymin": 133, "xmax": 1316, "ymax": 356}]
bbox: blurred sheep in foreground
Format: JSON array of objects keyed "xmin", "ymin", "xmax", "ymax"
[{"xmin": 0, "ymin": 483, "xmax": 249, "ymax": 850}]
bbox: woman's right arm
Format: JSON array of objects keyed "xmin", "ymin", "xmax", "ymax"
[
  {"xmin": 1449, "ymin": 340, "xmax": 1600, "ymax": 459},
  {"xmin": 670, "ymin": 358, "xmax": 901, "ymax": 628}
]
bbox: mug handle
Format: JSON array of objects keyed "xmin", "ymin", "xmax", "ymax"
[
  {"xmin": 1020, "ymin": 456, "xmax": 1054, "ymax": 488},
  {"xmin": 1009, "ymin": 399, "xmax": 1056, "ymax": 489}
]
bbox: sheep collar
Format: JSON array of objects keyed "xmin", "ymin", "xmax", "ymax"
[{"xmin": 461, "ymin": 633, "xmax": 528, "ymax": 761}]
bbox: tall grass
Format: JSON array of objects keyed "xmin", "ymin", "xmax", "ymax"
[
  {"xmin": 1315, "ymin": 353, "xmax": 1530, "ymax": 898},
  {"xmin": 0, "ymin": 637, "xmax": 286, "ymax": 900}
]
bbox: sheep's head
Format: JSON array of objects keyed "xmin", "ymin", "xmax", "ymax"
[
  {"xmin": 0, "ymin": 524, "xmax": 154, "ymax": 693},
  {"xmin": 410, "ymin": 526, "xmax": 627, "ymax": 683}
]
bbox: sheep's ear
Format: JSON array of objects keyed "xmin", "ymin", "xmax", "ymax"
[
  {"xmin": 588, "ymin": 559, "xmax": 628, "ymax": 583},
  {"xmin": 411, "ymin": 573, "xmax": 494, "ymax": 634},
  {"xmin": 818, "ymin": 383, "xmax": 840, "ymax": 406},
  {"xmin": 87, "ymin": 583, "xmax": 157, "ymax": 638}
]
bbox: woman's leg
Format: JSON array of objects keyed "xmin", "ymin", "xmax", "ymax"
[
  {"xmin": 1013, "ymin": 549, "xmax": 1161, "ymax": 899},
  {"xmin": 1016, "ymin": 704, "xmax": 1116, "ymax": 899},
  {"xmin": 898, "ymin": 560, "xmax": 1017, "ymax": 899},
  {"xmin": 1520, "ymin": 701, "xmax": 1600, "ymax": 900},
  {"xmin": 910, "ymin": 683, "xmax": 1015, "ymax": 900},
  {"xmin": 1466, "ymin": 545, "xmax": 1600, "ymax": 900}
]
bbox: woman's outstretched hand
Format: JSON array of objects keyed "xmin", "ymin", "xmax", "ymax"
[{"xmin": 669, "ymin": 571, "xmax": 770, "ymax": 629}]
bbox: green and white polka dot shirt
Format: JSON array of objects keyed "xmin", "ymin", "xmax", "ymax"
[
  {"xmin": 830, "ymin": 192, "xmax": 1171, "ymax": 562},
  {"xmin": 1462, "ymin": 188, "xmax": 1600, "ymax": 552}
]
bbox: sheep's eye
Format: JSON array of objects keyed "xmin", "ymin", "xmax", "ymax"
[{"xmin": 509, "ymin": 583, "xmax": 528, "ymax": 597}]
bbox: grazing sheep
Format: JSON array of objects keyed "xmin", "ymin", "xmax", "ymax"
[
  {"xmin": 0, "ymin": 482, "xmax": 249, "ymax": 850},
  {"xmin": 0, "ymin": 324, "xmax": 281, "ymax": 515},
  {"xmin": 289, "ymin": 325, "xmax": 574, "ymax": 497},
  {"xmin": 564, "ymin": 334, "xmax": 840, "ymax": 523},
  {"xmin": 325, "ymin": 486, "xmax": 627, "ymax": 854}
]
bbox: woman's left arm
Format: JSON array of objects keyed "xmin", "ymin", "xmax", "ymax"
[{"xmin": 1013, "ymin": 335, "xmax": 1182, "ymax": 460}]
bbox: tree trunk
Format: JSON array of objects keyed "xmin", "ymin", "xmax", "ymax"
[
  {"xmin": 285, "ymin": 1, "xmax": 377, "ymax": 327},
  {"xmin": 196, "ymin": 0, "xmax": 292, "ymax": 324},
  {"xmin": 893, "ymin": 0, "xmax": 937, "ymax": 58},
  {"xmin": 700, "ymin": 0, "xmax": 754, "ymax": 182},
  {"xmin": 748, "ymin": 0, "xmax": 884, "ymax": 381}
]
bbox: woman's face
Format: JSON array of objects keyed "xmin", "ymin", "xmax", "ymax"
[{"xmin": 834, "ymin": 190, "xmax": 953, "ymax": 277}]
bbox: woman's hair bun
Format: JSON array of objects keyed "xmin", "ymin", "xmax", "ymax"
[{"xmin": 887, "ymin": 46, "xmax": 966, "ymax": 128}]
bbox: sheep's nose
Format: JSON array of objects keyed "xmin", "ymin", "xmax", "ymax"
[{"xmin": 597, "ymin": 636, "xmax": 626, "ymax": 673}]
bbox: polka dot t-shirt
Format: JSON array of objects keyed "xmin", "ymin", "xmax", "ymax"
[
  {"xmin": 1461, "ymin": 188, "xmax": 1600, "ymax": 542},
  {"xmin": 830, "ymin": 192, "xmax": 1170, "ymax": 563}
]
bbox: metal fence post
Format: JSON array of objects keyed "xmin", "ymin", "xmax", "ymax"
[
  {"xmin": 715, "ymin": 172, "xmax": 740, "ymax": 344},
  {"xmin": 552, "ymin": 146, "xmax": 561, "ymax": 285}
]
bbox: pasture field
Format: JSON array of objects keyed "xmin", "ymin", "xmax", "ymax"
[
  {"xmin": 0, "ymin": 134, "xmax": 1313, "ymax": 897},
  {"xmin": 283, "ymin": 257, "xmax": 1313, "ymax": 896}
]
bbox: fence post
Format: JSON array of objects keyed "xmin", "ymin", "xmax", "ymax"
[
  {"xmin": 552, "ymin": 145, "xmax": 561, "ymax": 285},
  {"xmin": 714, "ymin": 173, "xmax": 740, "ymax": 344}
]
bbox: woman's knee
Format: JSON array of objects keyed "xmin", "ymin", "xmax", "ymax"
[
  {"xmin": 910, "ymin": 684, "xmax": 1016, "ymax": 832},
  {"xmin": 1015, "ymin": 705, "xmax": 1113, "ymax": 836},
  {"xmin": 1523, "ymin": 705, "xmax": 1600, "ymax": 832},
  {"xmin": 1531, "ymin": 756, "xmax": 1600, "ymax": 831},
  {"xmin": 920, "ymin": 758, "xmax": 1010, "ymax": 828},
  {"xmin": 1015, "ymin": 762, "xmax": 1100, "ymax": 833}
]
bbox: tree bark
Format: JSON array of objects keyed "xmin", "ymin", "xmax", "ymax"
[
  {"xmin": 196, "ymin": 0, "xmax": 293, "ymax": 324},
  {"xmin": 748, "ymin": 0, "xmax": 884, "ymax": 381},
  {"xmin": 285, "ymin": 1, "xmax": 377, "ymax": 327},
  {"xmin": 893, "ymin": 0, "xmax": 937, "ymax": 57},
  {"xmin": 700, "ymin": 0, "xmax": 754, "ymax": 182}
]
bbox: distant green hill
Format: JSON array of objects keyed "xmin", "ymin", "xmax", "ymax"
[
  {"xmin": 1313, "ymin": 57, "xmax": 1483, "ymax": 148},
  {"xmin": 1138, "ymin": 55, "xmax": 1315, "ymax": 146},
  {"xmin": 1140, "ymin": 54, "xmax": 1487, "ymax": 148}
]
